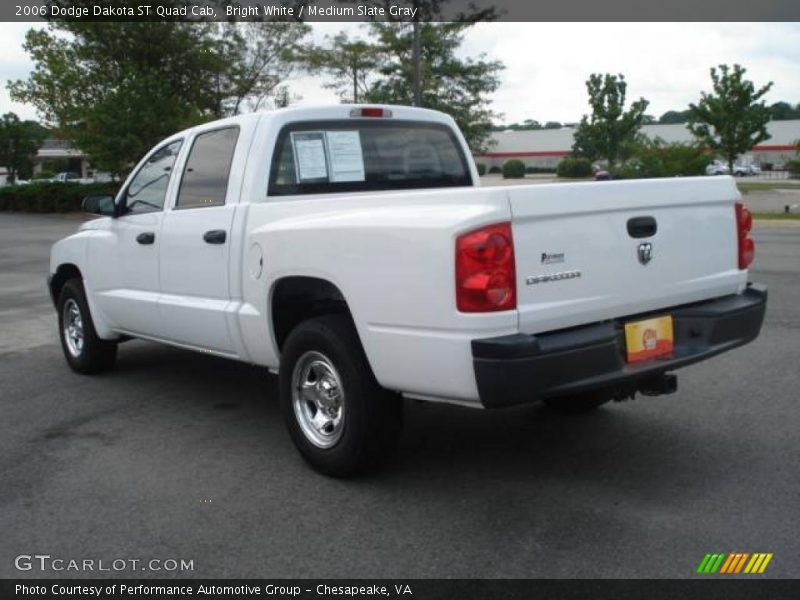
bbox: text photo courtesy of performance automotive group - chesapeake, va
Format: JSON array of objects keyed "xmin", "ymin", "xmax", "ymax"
[{"xmin": 1, "ymin": 1, "xmax": 800, "ymax": 599}]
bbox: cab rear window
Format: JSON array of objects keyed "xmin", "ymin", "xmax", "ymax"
[{"xmin": 268, "ymin": 120, "xmax": 472, "ymax": 196}]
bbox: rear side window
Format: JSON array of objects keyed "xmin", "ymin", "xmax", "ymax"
[
  {"xmin": 268, "ymin": 120, "xmax": 472, "ymax": 196},
  {"xmin": 176, "ymin": 127, "xmax": 239, "ymax": 209}
]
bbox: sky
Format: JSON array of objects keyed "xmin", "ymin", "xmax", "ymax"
[{"xmin": 1, "ymin": 22, "xmax": 799, "ymax": 126}]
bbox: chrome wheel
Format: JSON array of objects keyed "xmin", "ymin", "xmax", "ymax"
[
  {"xmin": 291, "ymin": 351, "xmax": 345, "ymax": 449},
  {"xmin": 62, "ymin": 298, "xmax": 84, "ymax": 357}
]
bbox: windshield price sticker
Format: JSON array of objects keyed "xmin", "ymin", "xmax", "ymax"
[
  {"xmin": 291, "ymin": 132, "xmax": 328, "ymax": 181},
  {"xmin": 326, "ymin": 131, "xmax": 366, "ymax": 182}
]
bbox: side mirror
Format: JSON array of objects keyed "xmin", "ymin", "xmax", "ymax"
[{"xmin": 82, "ymin": 194, "xmax": 116, "ymax": 217}]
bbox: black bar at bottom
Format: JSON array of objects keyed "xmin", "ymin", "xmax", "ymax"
[{"xmin": 1, "ymin": 579, "xmax": 798, "ymax": 600}]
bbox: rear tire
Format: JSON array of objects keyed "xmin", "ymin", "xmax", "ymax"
[
  {"xmin": 279, "ymin": 314, "xmax": 403, "ymax": 477},
  {"xmin": 543, "ymin": 392, "xmax": 611, "ymax": 414},
  {"xmin": 57, "ymin": 279, "xmax": 117, "ymax": 374}
]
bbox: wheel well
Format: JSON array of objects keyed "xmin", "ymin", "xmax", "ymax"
[
  {"xmin": 271, "ymin": 277, "xmax": 350, "ymax": 351},
  {"xmin": 49, "ymin": 264, "xmax": 82, "ymax": 306}
]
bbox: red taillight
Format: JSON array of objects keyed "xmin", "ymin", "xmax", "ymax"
[
  {"xmin": 735, "ymin": 202, "xmax": 755, "ymax": 269},
  {"xmin": 350, "ymin": 107, "xmax": 392, "ymax": 118},
  {"xmin": 456, "ymin": 222, "xmax": 516, "ymax": 312}
]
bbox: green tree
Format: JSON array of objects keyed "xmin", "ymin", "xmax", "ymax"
[
  {"xmin": 769, "ymin": 101, "xmax": 800, "ymax": 120},
  {"xmin": 0, "ymin": 112, "xmax": 47, "ymax": 183},
  {"xmin": 658, "ymin": 109, "xmax": 691, "ymax": 124},
  {"xmin": 502, "ymin": 159, "xmax": 525, "ymax": 179},
  {"xmin": 572, "ymin": 73, "xmax": 649, "ymax": 169},
  {"xmin": 271, "ymin": 85, "xmax": 302, "ymax": 109},
  {"xmin": 687, "ymin": 64, "xmax": 773, "ymax": 172},
  {"xmin": 364, "ymin": 22, "xmax": 504, "ymax": 150},
  {"xmin": 209, "ymin": 22, "xmax": 310, "ymax": 114},
  {"xmin": 8, "ymin": 15, "xmax": 308, "ymax": 176},
  {"xmin": 626, "ymin": 137, "xmax": 712, "ymax": 178},
  {"xmin": 496, "ymin": 119, "xmax": 562, "ymax": 131},
  {"xmin": 333, "ymin": 2, "xmax": 500, "ymax": 148},
  {"xmin": 521, "ymin": 119, "xmax": 542, "ymax": 130},
  {"xmin": 9, "ymin": 21, "xmax": 213, "ymax": 176},
  {"xmin": 300, "ymin": 32, "xmax": 383, "ymax": 103},
  {"xmin": 492, "ymin": 119, "xmax": 543, "ymax": 131}
]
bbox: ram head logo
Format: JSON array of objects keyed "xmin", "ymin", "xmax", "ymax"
[{"xmin": 638, "ymin": 242, "xmax": 653, "ymax": 265}]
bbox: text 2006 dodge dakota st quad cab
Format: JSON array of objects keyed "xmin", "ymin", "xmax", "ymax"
[{"xmin": 49, "ymin": 105, "xmax": 766, "ymax": 475}]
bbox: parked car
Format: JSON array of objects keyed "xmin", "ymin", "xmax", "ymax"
[
  {"xmin": 706, "ymin": 162, "xmax": 730, "ymax": 176},
  {"xmin": 733, "ymin": 164, "xmax": 761, "ymax": 177},
  {"xmin": 48, "ymin": 105, "xmax": 767, "ymax": 476},
  {"xmin": 51, "ymin": 171, "xmax": 95, "ymax": 184}
]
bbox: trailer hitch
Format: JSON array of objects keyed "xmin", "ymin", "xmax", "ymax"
[{"xmin": 638, "ymin": 373, "xmax": 678, "ymax": 397}]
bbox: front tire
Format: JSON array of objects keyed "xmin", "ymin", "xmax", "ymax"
[
  {"xmin": 57, "ymin": 279, "xmax": 117, "ymax": 374},
  {"xmin": 279, "ymin": 315, "xmax": 403, "ymax": 477}
]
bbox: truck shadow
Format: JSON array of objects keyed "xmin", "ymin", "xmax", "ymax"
[{"xmin": 110, "ymin": 340, "xmax": 730, "ymax": 507}]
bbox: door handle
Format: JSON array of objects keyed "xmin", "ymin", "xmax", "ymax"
[
  {"xmin": 627, "ymin": 216, "xmax": 657, "ymax": 238},
  {"xmin": 203, "ymin": 229, "xmax": 227, "ymax": 244},
  {"xmin": 136, "ymin": 232, "xmax": 155, "ymax": 245}
]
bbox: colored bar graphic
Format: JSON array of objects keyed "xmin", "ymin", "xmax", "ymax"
[
  {"xmin": 728, "ymin": 552, "xmax": 744, "ymax": 573},
  {"xmin": 699, "ymin": 552, "xmax": 774, "ymax": 575},
  {"xmin": 696, "ymin": 554, "xmax": 712, "ymax": 574},
  {"xmin": 704, "ymin": 554, "xmax": 719, "ymax": 573},
  {"xmin": 759, "ymin": 554, "xmax": 773, "ymax": 573},
  {"xmin": 710, "ymin": 554, "xmax": 725, "ymax": 573},
  {"xmin": 734, "ymin": 553, "xmax": 749, "ymax": 573},
  {"xmin": 719, "ymin": 553, "xmax": 736, "ymax": 574},
  {"xmin": 744, "ymin": 554, "xmax": 760, "ymax": 573},
  {"xmin": 707, "ymin": 554, "xmax": 721, "ymax": 573},
  {"xmin": 722, "ymin": 552, "xmax": 742, "ymax": 573}
]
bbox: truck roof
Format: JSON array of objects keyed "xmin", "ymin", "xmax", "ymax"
[{"xmin": 166, "ymin": 104, "xmax": 456, "ymax": 143}]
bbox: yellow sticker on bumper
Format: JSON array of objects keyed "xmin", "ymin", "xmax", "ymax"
[{"xmin": 624, "ymin": 315, "xmax": 674, "ymax": 363}]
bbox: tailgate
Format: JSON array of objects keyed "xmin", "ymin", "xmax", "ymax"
[{"xmin": 507, "ymin": 177, "xmax": 747, "ymax": 335}]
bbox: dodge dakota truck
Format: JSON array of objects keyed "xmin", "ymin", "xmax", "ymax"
[{"xmin": 48, "ymin": 105, "xmax": 767, "ymax": 475}]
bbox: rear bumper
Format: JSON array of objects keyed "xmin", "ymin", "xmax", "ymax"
[{"xmin": 472, "ymin": 284, "xmax": 767, "ymax": 408}]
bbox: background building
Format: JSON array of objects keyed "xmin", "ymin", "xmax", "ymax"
[
  {"xmin": 475, "ymin": 120, "xmax": 800, "ymax": 170},
  {"xmin": 33, "ymin": 139, "xmax": 90, "ymax": 178}
]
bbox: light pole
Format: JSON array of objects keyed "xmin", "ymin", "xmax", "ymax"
[{"xmin": 412, "ymin": 18, "xmax": 421, "ymax": 106}]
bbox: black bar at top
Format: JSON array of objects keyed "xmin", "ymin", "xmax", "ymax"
[{"xmin": 3, "ymin": 0, "xmax": 800, "ymax": 22}]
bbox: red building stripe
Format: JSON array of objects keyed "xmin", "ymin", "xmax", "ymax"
[
  {"xmin": 475, "ymin": 144, "xmax": 796, "ymax": 159},
  {"xmin": 751, "ymin": 144, "xmax": 798, "ymax": 151},
  {"xmin": 474, "ymin": 150, "xmax": 571, "ymax": 158}
]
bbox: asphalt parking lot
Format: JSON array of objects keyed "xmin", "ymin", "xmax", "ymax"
[{"xmin": 1, "ymin": 212, "xmax": 798, "ymax": 579}]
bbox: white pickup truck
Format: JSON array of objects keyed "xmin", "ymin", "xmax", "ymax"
[{"xmin": 49, "ymin": 105, "xmax": 766, "ymax": 475}]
